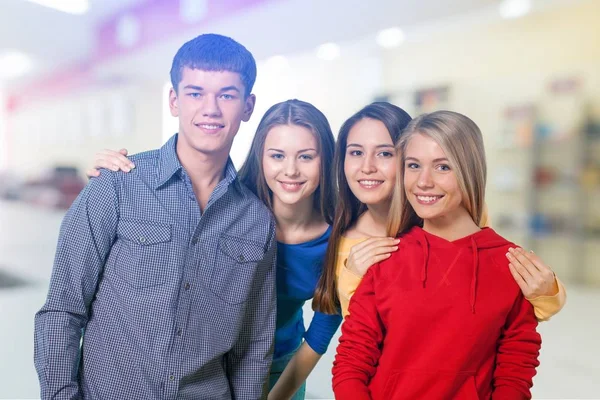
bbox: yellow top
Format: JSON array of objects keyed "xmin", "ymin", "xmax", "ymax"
[{"xmin": 335, "ymin": 235, "xmax": 567, "ymax": 321}]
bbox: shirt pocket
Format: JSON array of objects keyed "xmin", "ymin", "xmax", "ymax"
[
  {"xmin": 115, "ymin": 219, "xmax": 173, "ymax": 288},
  {"xmin": 383, "ymin": 369, "xmax": 479, "ymax": 400},
  {"xmin": 210, "ymin": 234, "xmax": 266, "ymax": 305}
]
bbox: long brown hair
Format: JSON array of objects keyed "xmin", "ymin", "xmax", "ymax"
[
  {"xmin": 387, "ymin": 111, "xmax": 487, "ymax": 237},
  {"xmin": 312, "ymin": 102, "xmax": 412, "ymax": 314},
  {"xmin": 238, "ymin": 99, "xmax": 336, "ymax": 224}
]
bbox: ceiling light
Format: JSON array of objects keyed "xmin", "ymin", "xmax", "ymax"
[
  {"xmin": 0, "ymin": 51, "xmax": 34, "ymax": 80},
  {"xmin": 499, "ymin": 0, "xmax": 532, "ymax": 19},
  {"xmin": 24, "ymin": 0, "xmax": 90, "ymax": 15},
  {"xmin": 316, "ymin": 43, "xmax": 340, "ymax": 61},
  {"xmin": 377, "ymin": 27, "xmax": 405, "ymax": 48}
]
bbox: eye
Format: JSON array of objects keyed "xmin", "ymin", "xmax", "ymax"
[
  {"xmin": 220, "ymin": 93, "xmax": 235, "ymax": 100},
  {"xmin": 299, "ymin": 154, "xmax": 314, "ymax": 161},
  {"xmin": 406, "ymin": 162, "xmax": 419, "ymax": 169},
  {"xmin": 437, "ymin": 164, "xmax": 451, "ymax": 171},
  {"xmin": 348, "ymin": 150, "xmax": 363, "ymax": 156},
  {"xmin": 378, "ymin": 151, "xmax": 394, "ymax": 158},
  {"xmin": 188, "ymin": 93, "xmax": 201, "ymax": 99},
  {"xmin": 270, "ymin": 153, "xmax": 284, "ymax": 160}
]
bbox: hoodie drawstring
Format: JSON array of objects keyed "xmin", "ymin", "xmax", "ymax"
[
  {"xmin": 421, "ymin": 234, "xmax": 430, "ymax": 288},
  {"xmin": 470, "ymin": 237, "xmax": 479, "ymax": 314}
]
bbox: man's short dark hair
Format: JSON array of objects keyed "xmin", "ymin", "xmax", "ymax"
[{"xmin": 170, "ymin": 33, "xmax": 257, "ymax": 97}]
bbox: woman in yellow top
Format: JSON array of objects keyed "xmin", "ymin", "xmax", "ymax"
[{"xmin": 312, "ymin": 102, "xmax": 566, "ymax": 321}]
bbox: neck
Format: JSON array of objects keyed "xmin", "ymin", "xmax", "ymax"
[
  {"xmin": 422, "ymin": 210, "xmax": 481, "ymax": 241},
  {"xmin": 176, "ymin": 138, "xmax": 229, "ymax": 186},
  {"xmin": 355, "ymin": 202, "xmax": 390, "ymax": 237},
  {"xmin": 273, "ymin": 195, "xmax": 317, "ymax": 234}
]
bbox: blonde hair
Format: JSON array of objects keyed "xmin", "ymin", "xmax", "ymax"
[{"xmin": 387, "ymin": 111, "xmax": 487, "ymax": 237}]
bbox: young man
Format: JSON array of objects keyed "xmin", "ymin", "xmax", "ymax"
[{"xmin": 34, "ymin": 34, "xmax": 277, "ymax": 400}]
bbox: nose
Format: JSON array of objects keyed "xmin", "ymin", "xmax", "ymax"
[
  {"xmin": 417, "ymin": 167, "xmax": 434, "ymax": 189},
  {"xmin": 360, "ymin": 154, "xmax": 377, "ymax": 174},
  {"xmin": 200, "ymin": 94, "xmax": 222, "ymax": 118},
  {"xmin": 284, "ymin": 158, "xmax": 299, "ymax": 177}
]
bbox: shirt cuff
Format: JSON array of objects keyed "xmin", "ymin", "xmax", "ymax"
[{"xmin": 528, "ymin": 277, "xmax": 567, "ymax": 321}]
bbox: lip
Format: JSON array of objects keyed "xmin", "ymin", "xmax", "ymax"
[
  {"xmin": 358, "ymin": 179, "xmax": 384, "ymax": 189},
  {"xmin": 413, "ymin": 193, "xmax": 444, "ymax": 205},
  {"xmin": 278, "ymin": 181, "xmax": 306, "ymax": 192},
  {"xmin": 194, "ymin": 122, "xmax": 225, "ymax": 134}
]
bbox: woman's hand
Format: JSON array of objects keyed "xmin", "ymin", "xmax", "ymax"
[
  {"xmin": 345, "ymin": 237, "xmax": 400, "ymax": 277},
  {"xmin": 506, "ymin": 247, "xmax": 559, "ymax": 299},
  {"xmin": 86, "ymin": 148, "xmax": 133, "ymax": 177}
]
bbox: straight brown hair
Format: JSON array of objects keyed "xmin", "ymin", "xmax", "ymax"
[{"xmin": 312, "ymin": 102, "xmax": 412, "ymax": 314}]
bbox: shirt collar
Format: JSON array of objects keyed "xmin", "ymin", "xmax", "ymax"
[{"xmin": 155, "ymin": 134, "xmax": 241, "ymax": 190}]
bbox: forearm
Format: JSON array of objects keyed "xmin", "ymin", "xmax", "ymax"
[
  {"xmin": 268, "ymin": 342, "xmax": 322, "ymax": 400},
  {"xmin": 34, "ymin": 311, "xmax": 85, "ymax": 399},
  {"xmin": 338, "ymin": 266, "xmax": 363, "ymax": 318}
]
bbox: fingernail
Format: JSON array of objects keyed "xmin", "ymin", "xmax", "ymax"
[
  {"xmin": 123, "ymin": 167, "xmax": 131, "ymax": 172},
  {"xmin": 393, "ymin": 246, "xmax": 398, "ymax": 250},
  {"xmin": 508, "ymin": 247, "xmax": 514, "ymax": 253},
  {"xmin": 130, "ymin": 163, "xmax": 135, "ymax": 169},
  {"xmin": 506, "ymin": 252, "xmax": 512, "ymax": 258},
  {"xmin": 395, "ymin": 239, "xmax": 400, "ymax": 243}
]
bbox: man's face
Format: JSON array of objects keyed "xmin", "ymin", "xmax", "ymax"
[{"xmin": 170, "ymin": 67, "xmax": 255, "ymax": 157}]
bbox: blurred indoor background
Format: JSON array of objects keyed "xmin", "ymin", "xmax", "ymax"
[{"xmin": 0, "ymin": 0, "xmax": 598, "ymax": 398}]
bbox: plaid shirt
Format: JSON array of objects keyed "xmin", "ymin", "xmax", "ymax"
[{"xmin": 34, "ymin": 134, "xmax": 277, "ymax": 400}]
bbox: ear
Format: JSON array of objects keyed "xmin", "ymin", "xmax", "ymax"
[
  {"xmin": 169, "ymin": 87, "xmax": 179, "ymax": 117},
  {"xmin": 242, "ymin": 94, "xmax": 256, "ymax": 122}
]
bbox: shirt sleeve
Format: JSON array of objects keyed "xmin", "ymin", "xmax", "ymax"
[
  {"xmin": 338, "ymin": 265, "xmax": 364, "ymax": 318},
  {"xmin": 492, "ymin": 293, "xmax": 541, "ymax": 399},
  {"xmin": 332, "ymin": 267, "xmax": 383, "ymax": 399},
  {"xmin": 303, "ymin": 310, "xmax": 343, "ymax": 355},
  {"xmin": 528, "ymin": 277, "xmax": 567, "ymax": 322},
  {"xmin": 226, "ymin": 218, "xmax": 277, "ymax": 400},
  {"xmin": 34, "ymin": 173, "xmax": 119, "ymax": 400}
]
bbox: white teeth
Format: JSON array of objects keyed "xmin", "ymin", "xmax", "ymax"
[
  {"xmin": 199, "ymin": 124, "xmax": 222, "ymax": 129},
  {"xmin": 359, "ymin": 180, "xmax": 383, "ymax": 186},
  {"xmin": 417, "ymin": 195, "xmax": 439, "ymax": 203}
]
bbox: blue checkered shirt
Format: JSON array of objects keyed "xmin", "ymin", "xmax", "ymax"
[{"xmin": 34, "ymin": 134, "xmax": 277, "ymax": 400}]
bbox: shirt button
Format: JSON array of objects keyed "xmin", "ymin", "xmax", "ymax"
[
  {"xmin": 191, "ymin": 238, "xmax": 198, "ymax": 245},
  {"xmin": 239, "ymin": 254, "xmax": 245, "ymax": 262},
  {"xmin": 139, "ymin": 236, "xmax": 146, "ymax": 243},
  {"xmin": 169, "ymin": 375, "xmax": 175, "ymax": 381},
  {"xmin": 176, "ymin": 327, "xmax": 182, "ymax": 336},
  {"xmin": 184, "ymin": 283, "xmax": 191, "ymax": 291}
]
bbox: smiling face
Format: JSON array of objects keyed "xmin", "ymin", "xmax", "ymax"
[
  {"xmin": 262, "ymin": 124, "xmax": 321, "ymax": 208},
  {"xmin": 169, "ymin": 67, "xmax": 256, "ymax": 158},
  {"xmin": 343, "ymin": 118, "xmax": 397, "ymax": 208},
  {"xmin": 403, "ymin": 133, "xmax": 472, "ymax": 227}
]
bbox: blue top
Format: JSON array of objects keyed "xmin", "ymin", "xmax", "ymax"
[
  {"xmin": 34, "ymin": 134, "xmax": 277, "ymax": 400},
  {"xmin": 274, "ymin": 226, "xmax": 342, "ymax": 358}
]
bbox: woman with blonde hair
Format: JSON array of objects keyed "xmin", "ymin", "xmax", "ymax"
[{"xmin": 333, "ymin": 111, "xmax": 541, "ymax": 399}]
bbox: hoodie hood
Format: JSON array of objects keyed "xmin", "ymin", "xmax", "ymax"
[{"xmin": 402, "ymin": 226, "xmax": 513, "ymax": 313}]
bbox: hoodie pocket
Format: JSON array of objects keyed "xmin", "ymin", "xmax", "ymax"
[{"xmin": 382, "ymin": 370, "xmax": 479, "ymax": 400}]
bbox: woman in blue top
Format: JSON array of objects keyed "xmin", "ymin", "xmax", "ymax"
[{"xmin": 88, "ymin": 99, "xmax": 342, "ymax": 399}]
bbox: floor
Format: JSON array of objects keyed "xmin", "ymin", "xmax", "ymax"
[{"xmin": 0, "ymin": 200, "xmax": 598, "ymax": 399}]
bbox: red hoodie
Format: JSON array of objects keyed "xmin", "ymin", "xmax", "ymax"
[{"xmin": 332, "ymin": 226, "xmax": 541, "ymax": 400}]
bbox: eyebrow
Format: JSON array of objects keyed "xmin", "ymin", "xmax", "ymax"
[
  {"xmin": 182, "ymin": 85, "xmax": 241, "ymax": 93},
  {"xmin": 346, "ymin": 143, "xmax": 394, "ymax": 149},
  {"xmin": 405, "ymin": 157, "xmax": 449, "ymax": 162},
  {"xmin": 266, "ymin": 148, "xmax": 318, "ymax": 153}
]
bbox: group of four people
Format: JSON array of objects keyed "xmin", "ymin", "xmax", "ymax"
[{"xmin": 34, "ymin": 33, "xmax": 566, "ymax": 399}]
